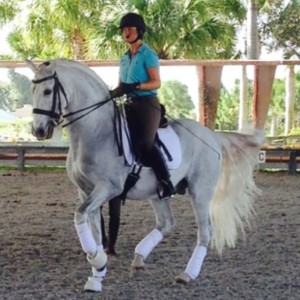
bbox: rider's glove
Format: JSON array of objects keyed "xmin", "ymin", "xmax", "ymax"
[
  {"xmin": 110, "ymin": 86, "xmax": 125, "ymax": 98},
  {"xmin": 120, "ymin": 82, "xmax": 140, "ymax": 94}
]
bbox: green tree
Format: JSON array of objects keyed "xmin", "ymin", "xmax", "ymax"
[
  {"xmin": 0, "ymin": 82, "xmax": 12, "ymax": 111},
  {"xmin": 7, "ymin": 69, "xmax": 32, "ymax": 108},
  {"xmin": 259, "ymin": 0, "xmax": 300, "ymax": 134},
  {"xmin": 4, "ymin": 0, "xmax": 246, "ymax": 60},
  {"xmin": 216, "ymin": 84, "xmax": 239, "ymax": 131},
  {"xmin": 0, "ymin": 70, "xmax": 31, "ymax": 111},
  {"xmin": 7, "ymin": 0, "xmax": 105, "ymax": 59},
  {"xmin": 260, "ymin": 0, "xmax": 300, "ymax": 59},
  {"xmin": 158, "ymin": 80, "xmax": 195, "ymax": 120},
  {"xmin": 267, "ymin": 78, "xmax": 285, "ymax": 136},
  {"xmin": 90, "ymin": 0, "xmax": 246, "ymax": 60},
  {"xmin": 0, "ymin": 0, "xmax": 20, "ymax": 27}
]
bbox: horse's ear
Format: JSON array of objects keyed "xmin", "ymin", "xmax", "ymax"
[{"xmin": 25, "ymin": 59, "xmax": 37, "ymax": 73}]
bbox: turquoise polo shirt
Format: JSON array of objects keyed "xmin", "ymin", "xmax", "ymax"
[{"xmin": 119, "ymin": 43, "xmax": 159, "ymax": 97}]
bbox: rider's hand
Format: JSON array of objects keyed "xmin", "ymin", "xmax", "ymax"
[
  {"xmin": 110, "ymin": 86, "xmax": 125, "ymax": 98},
  {"xmin": 120, "ymin": 82, "xmax": 140, "ymax": 94}
]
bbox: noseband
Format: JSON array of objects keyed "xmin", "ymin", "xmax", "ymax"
[{"xmin": 32, "ymin": 71, "xmax": 113, "ymax": 128}]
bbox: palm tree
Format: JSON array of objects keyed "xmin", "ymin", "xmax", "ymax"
[
  {"xmin": 7, "ymin": 0, "xmax": 105, "ymax": 59},
  {"xmin": 0, "ymin": 1, "xmax": 19, "ymax": 27}
]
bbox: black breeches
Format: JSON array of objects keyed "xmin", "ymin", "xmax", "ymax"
[{"xmin": 126, "ymin": 97, "xmax": 161, "ymax": 164}]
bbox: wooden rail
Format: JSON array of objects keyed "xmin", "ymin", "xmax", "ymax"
[
  {"xmin": 1, "ymin": 59, "xmax": 300, "ymax": 68},
  {"xmin": 0, "ymin": 143, "xmax": 68, "ymax": 171},
  {"xmin": 260, "ymin": 146, "xmax": 300, "ymax": 175},
  {"xmin": 0, "ymin": 143, "xmax": 299, "ymax": 174}
]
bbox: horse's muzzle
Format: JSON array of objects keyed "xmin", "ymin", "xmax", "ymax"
[{"xmin": 32, "ymin": 121, "xmax": 55, "ymax": 140}]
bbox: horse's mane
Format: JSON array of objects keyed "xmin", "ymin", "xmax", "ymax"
[{"xmin": 43, "ymin": 58, "xmax": 109, "ymax": 92}]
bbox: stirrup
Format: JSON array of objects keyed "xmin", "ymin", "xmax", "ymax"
[{"xmin": 157, "ymin": 180, "xmax": 175, "ymax": 200}]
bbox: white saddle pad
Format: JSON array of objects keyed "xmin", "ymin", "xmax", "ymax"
[{"xmin": 121, "ymin": 118, "xmax": 182, "ymax": 170}]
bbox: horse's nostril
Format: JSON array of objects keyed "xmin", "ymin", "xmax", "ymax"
[
  {"xmin": 37, "ymin": 128, "xmax": 45, "ymax": 137},
  {"xmin": 32, "ymin": 126, "xmax": 45, "ymax": 138}
]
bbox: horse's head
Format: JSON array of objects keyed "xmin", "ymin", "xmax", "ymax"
[
  {"xmin": 26, "ymin": 59, "xmax": 66, "ymax": 140},
  {"xmin": 27, "ymin": 59, "xmax": 112, "ymax": 141}
]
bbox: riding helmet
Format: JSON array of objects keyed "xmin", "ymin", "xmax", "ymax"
[{"xmin": 119, "ymin": 13, "xmax": 146, "ymax": 39}]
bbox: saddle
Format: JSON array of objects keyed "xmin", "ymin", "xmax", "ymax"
[
  {"xmin": 117, "ymin": 103, "xmax": 182, "ymax": 169},
  {"xmin": 114, "ymin": 103, "xmax": 182, "ymax": 203}
]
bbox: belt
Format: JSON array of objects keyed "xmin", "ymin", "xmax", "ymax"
[{"xmin": 127, "ymin": 95, "xmax": 157, "ymax": 103}]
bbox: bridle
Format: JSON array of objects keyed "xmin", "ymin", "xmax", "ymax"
[
  {"xmin": 32, "ymin": 71, "xmax": 123, "ymax": 154},
  {"xmin": 32, "ymin": 71, "xmax": 113, "ymax": 128}
]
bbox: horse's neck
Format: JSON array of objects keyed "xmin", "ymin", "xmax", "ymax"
[
  {"xmin": 67, "ymin": 102, "xmax": 115, "ymax": 149},
  {"xmin": 57, "ymin": 64, "xmax": 114, "ymax": 151}
]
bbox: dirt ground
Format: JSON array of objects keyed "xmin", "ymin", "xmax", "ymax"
[{"xmin": 0, "ymin": 170, "xmax": 299, "ymax": 300}]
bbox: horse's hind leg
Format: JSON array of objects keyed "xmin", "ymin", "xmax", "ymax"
[
  {"xmin": 175, "ymin": 186, "xmax": 215, "ymax": 284},
  {"xmin": 131, "ymin": 198, "xmax": 175, "ymax": 271}
]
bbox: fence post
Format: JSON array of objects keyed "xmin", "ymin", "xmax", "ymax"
[
  {"xmin": 288, "ymin": 150, "xmax": 298, "ymax": 175},
  {"xmin": 252, "ymin": 65, "xmax": 276, "ymax": 129},
  {"xmin": 197, "ymin": 65, "xmax": 223, "ymax": 129},
  {"xmin": 16, "ymin": 147, "xmax": 25, "ymax": 171}
]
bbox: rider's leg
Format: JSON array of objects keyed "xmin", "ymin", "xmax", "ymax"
[
  {"xmin": 107, "ymin": 197, "xmax": 122, "ymax": 255},
  {"xmin": 148, "ymin": 143, "xmax": 176, "ymax": 200},
  {"xmin": 100, "ymin": 206, "xmax": 108, "ymax": 248},
  {"xmin": 135, "ymin": 98, "xmax": 175, "ymax": 200}
]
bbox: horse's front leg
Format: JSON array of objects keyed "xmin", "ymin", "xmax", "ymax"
[
  {"xmin": 131, "ymin": 198, "xmax": 175, "ymax": 272},
  {"xmin": 74, "ymin": 185, "xmax": 115, "ymax": 292}
]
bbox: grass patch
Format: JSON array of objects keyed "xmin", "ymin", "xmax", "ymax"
[
  {"xmin": 258, "ymin": 168, "xmax": 299, "ymax": 174},
  {"xmin": 0, "ymin": 165, "xmax": 66, "ymax": 172}
]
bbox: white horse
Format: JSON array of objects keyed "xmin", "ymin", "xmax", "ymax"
[{"xmin": 26, "ymin": 59, "xmax": 264, "ymax": 293}]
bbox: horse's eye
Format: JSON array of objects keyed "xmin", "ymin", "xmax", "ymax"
[{"xmin": 44, "ymin": 89, "xmax": 52, "ymax": 96}]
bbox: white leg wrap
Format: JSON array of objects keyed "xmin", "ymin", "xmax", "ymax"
[
  {"xmin": 84, "ymin": 246, "xmax": 107, "ymax": 293},
  {"xmin": 75, "ymin": 222, "xmax": 97, "ymax": 255},
  {"xmin": 184, "ymin": 245, "xmax": 207, "ymax": 280},
  {"xmin": 92, "ymin": 266, "xmax": 107, "ymax": 278},
  {"xmin": 84, "ymin": 266, "xmax": 107, "ymax": 292},
  {"xmin": 135, "ymin": 228, "xmax": 163, "ymax": 259},
  {"xmin": 87, "ymin": 249, "xmax": 108, "ymax": 270}
]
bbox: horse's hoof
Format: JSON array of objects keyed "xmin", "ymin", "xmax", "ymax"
[
  {"xmin": 84, "ymin": 276, "xmax": 102, "ymax": 292},
  {"xmin": 131, "ymin": 254, "xmax": 145, "ymax": 270},
  {"xmin": 106, "ymin": 247, "xmax": 118, "ymax": 258},
  {"xmin": 108, "ymin": 253, "xmax": 118, "ymax": 261},
  {"xmin": 174, "ymin": 272, "xmax": 192, "ymax": 284}
]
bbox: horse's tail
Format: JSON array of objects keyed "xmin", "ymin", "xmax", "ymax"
[{"xmin": 210, "ymin": 128, "xmax": 265, "ymax": 255}]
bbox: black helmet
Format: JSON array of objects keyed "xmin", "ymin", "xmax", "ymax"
[{"xmin": 119, "ymin": 13, "xmax": 146, "ymax": 38}]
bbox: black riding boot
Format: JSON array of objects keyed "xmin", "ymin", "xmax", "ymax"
[{"xmin": 149, "ymin": 144, "xmax": 176, "ymax": 200}]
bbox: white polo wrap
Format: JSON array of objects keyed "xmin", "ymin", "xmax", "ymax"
[
  {"xmin": 135, "ymin": 228, "xmax": 163, "ymax": 259},
  {"xmin": 75, "ymin": 222, "xmax": 97, "ymax": 255},
  {"xmin": 87, "ymin": 250, "xmax": 108, "ymax": 270},
  {"xmin": 184, "ymin": 245, "xmax": 207, "ymax": 280}
]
